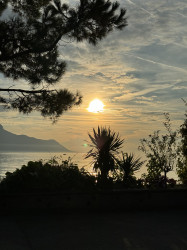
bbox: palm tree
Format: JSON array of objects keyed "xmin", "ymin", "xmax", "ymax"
[
  {"xmin": 85, "ymin": 126, "xmax": 124, "ymax": 184},
  {"xmin": 116, "ymin": 152, "xmax": 144, "ymax": 187}
]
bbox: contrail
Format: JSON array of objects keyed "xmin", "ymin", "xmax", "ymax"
[
  {"xmin": 126, "ymin": 0, "xmax": 155, "ymax": 17},
  {"xmin": 124, "ymin": 53, "xmax": 187, "ymax": 74},
  {"xmin": 177, "ymin": 12, "xmax": 187, "ymax": 18}
]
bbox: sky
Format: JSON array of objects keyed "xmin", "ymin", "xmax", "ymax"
[{"xmin": 0, "ymin": 0, "xmax": 187, "ymax": 153}]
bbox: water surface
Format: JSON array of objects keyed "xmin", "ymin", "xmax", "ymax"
[{"xmin": 0, "ymin": 152, "xmax": 92, "ymax": 177}]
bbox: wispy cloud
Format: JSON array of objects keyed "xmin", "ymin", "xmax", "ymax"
[{"xmin": 0, "ymin": 0, "xmax": 186, "ymax": 152}]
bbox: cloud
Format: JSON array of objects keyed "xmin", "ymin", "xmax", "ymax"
[{"xmin": 0, "ymin": 0, "xmax": 187, "ymax": 152}]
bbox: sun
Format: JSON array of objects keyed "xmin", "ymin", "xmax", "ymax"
[{"xmin": 87, "ymin": 99, "xmax": 104, "ymax": 113}]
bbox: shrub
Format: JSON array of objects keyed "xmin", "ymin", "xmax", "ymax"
[
  {"xmin": 0, "ymin": 160, "xmax": 96, "ymax": 193},
  {"xmin": 141, "ymin": 174, "xmax": 176, "ymax": 189}
]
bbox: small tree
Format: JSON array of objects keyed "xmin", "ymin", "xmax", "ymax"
[
  {"xmin": 85, "ymin": 126, "xmax": 124, "ymax": 186},
  {"xmin": 139, "ymin": 113, "xmax": 177, "ymax": 188},
  {"xmin": 177, "ymin": 99, "xmax": 187, "ymax": 185},
  {"xmin": 115, "ymin": 152, "xmax": 144, "ymax": 188}
]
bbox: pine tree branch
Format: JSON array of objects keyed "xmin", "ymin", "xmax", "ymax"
[
  {"xmin": 0, "ymin": 33, "xmax": 63, "ymax": 62},
  {"xmin": 0, "ymin": 88, "xmax": 53, "ymax": 94}
]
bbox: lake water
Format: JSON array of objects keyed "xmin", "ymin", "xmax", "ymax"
[{"xmin": 0, "ymin": 152, "xmax": 93, "ymax": 178}]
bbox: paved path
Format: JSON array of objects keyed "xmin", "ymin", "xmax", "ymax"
[{"xmin": 0, "ymin": 210, "xmax": 187, "ymax": 250}]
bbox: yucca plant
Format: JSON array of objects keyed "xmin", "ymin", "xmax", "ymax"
[
  {"xmin": 86, "ymin": 126, "xmax": 124, "ymax": 184},
  {"xmin": 116, "ymin": 152, "xmax": 144, "ymax": 187}
]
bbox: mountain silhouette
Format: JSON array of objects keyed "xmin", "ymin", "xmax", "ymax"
[{"xmin": 0, "ymin": 125, "xmax": 70, "ymax": 152}]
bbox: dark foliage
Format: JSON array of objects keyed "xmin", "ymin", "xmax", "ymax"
[
  {"xmin": 115, "ymin": 152, "xmax": 144, "ymax": 188},
  {"xmin": 180, "ymin": 100, "xmax": 187, "ymax": 159},
  {"xmin": 177, "ymin": 100, "xmax": 187, "ymax": 185},
  {"xmin": 141, "ymin": 175, "xmax": 177, "ymax": 189},
  {"xmin": 9, "ymin": 89, "xmax": 82, "ymax": 122},
  {"xmin": 86, "ymin": 126, "xmax": 124, "ymax": 186},
  {"xmin": 0, "ymin": 0, "xmax": 127, "ymax": 121},
  {"xmin": 0, "ymin": 160, "xmax": 96, "ymax": 193}
]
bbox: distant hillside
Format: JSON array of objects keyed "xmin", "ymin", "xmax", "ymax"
[{"xmin": 0, "ymin": 125, "xmax": 70, "ymax": 152}]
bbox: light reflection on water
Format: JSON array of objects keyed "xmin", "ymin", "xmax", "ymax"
[{"xmin": 0, "ymin": 152, "xmax": 93, "ymax": 177}]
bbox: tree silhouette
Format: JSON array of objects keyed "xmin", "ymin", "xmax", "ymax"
[
  {"xmin": 177, "ymin": 99, "xmax": 187, "ymax": 184},
  {"xmin": 180, "ymin": 99, "xmax": 187, "ymax": 159},
  {"xmin": 139, "ymin": 113, "xmax": 177, "ymax": 187},
  {"xmin": 0, "ymin": 0, "xmax": 127, "ymax": 122},
  {"xmin": 86, "ymin": 126, "xmax": 124, "ymax": 185},
  {"xmin": 115, "ymin": 152, "xmax": 144, "ymax": 187}
]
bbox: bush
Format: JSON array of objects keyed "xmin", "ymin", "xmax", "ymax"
[
  {"xmin": 0, "ymin": 160, "xmax": 96, "ymax": 193},
  {"xmin": 141, "ymin": 174, "xmax": 177, "ymax": 189},
  {"xmin": 177, "ymin": 159, "xmax": 187, "ymax": 186}
]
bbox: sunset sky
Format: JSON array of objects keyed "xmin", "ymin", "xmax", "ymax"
[{"xmin": 1, "ymin": 0, "xmax": 187, "ymax": 153}]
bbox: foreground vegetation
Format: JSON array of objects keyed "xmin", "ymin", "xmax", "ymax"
[
  {"xmin": 0, "ymin": 155, "xmax": 183, "ymax": 193},
  {"xmin": 0, "ymin": 159, "xmax": 96, "ymax": 193},
  {"xmin": 0, "ymin": 102, "xmax": 186, "ymax": 193}
]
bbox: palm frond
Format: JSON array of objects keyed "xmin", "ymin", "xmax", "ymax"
[
  {"xmin": 85, "ymin": 126, "xmax": 124, "ymax": 177},
  {"xmin": 117, "ymin": 152, "xmax": 144, "ymax": 177}
]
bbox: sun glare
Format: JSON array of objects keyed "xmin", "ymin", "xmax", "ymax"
[{"xmin": 87, "ymin": 99, "xmax": 104, "ymax": 113}]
